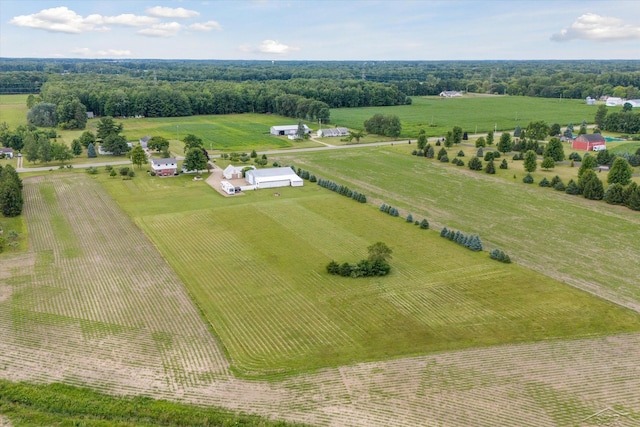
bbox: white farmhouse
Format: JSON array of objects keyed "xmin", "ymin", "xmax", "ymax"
[
  {"xmin": 150, "ymin": 158, "xmax": 177, "ymax": 176},
  {"xmin": 245, "ymin": 167, "xmax": 303, "ymax": 189}
]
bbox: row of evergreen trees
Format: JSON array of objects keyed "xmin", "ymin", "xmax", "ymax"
[
  {"xmin": 316, "ymin": 178, "xmax": 367, "ymax": 203},
  {"xmin": 439, "ymin": 227, "xmax": 483, "ymax": 252},
  {"xmin": 0, "ymin": 165, "xmax": 23, "ymax": 217}
]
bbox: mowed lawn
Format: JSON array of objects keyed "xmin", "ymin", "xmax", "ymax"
[
  {"xmin": 283, "ymin": 146, "xmax": 640, "ymax": 310},
  {"xmin": 330, "ymin": 95, "xmax": 597, "ymax": 138},
  {"xmin": 98, "ymin": 171, "xmax": 640, "ymax": 376}
]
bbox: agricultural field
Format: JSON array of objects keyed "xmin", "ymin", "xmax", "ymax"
[
  {"xmin": 0, "ymin": 94, "xmax": 28, "ymax": 128},
  {"xmin": 330, "ymin": 95, "xmax": 599, "ymax": 138},
  {"xmin": 283, "ymin": 146, "xmax": 640, "ymax": 310},
  {"xmin": 2, "ymin": 166, "xmax": 640, "ymax": 425}
]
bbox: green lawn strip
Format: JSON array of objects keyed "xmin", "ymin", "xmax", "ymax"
[
  {"xmin": 0, "ymin": 379, "xmax": 305, "ymax": 426},
  {"xmin": 99, "ymin": 172, "xmax": 640, "ymax": 376},
  {"xmin": 285, "ymin": 147, "xmax": 640, "ymax": 305},
  {"xmin": 330, "ymin": 95, "xmax": 597, "ymax": 138}
]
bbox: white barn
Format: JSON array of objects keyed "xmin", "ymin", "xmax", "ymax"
[
  {"xmin": 318, "ymin": 127, "xmax": 349, "ymax": 138},
  {"xmin": 605, "ymin": 97, "xmax": 624, "ymax": 107},
  {"xmin": 270, "ymin": 125, "xmax": 311, "ymax": 136},
  {"xmin": 245, "ymin": 167, "xmax": 303, "ymax": 189}
]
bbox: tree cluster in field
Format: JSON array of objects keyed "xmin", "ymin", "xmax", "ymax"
[
  {"xmin": 439, "ymin": 227, "xmax": 483, "ymax": 252},
  {"xmin": 595, "ymin": 104, "xmax": 640, "ymax": 134},
  {"xmin": 380, "ymin": 204, "xmax": 430, "ymax": 229},
  {"xmin": 0, "ymin": 165, "xmax": 23, "ymax": 218},
  {"xmin": 326, "ymin": 242, "xmax": 392, "ymax": 278},
  {"xmin": 364, "ymin": 114, "xmax": 402, "ymax": 137},
  {"xmin": 1, "ymin": 126, "xmax": 76, "ymax": 165},
  {"xmin": 379, "ymin": 203, "xmax": 400, "ymax": 217},
  {"xmin": 26, "ymin": 97, "xmax": 87, "ymax": 130},
  {"xmin": 316, "ymin": 177, "xmax": 366, "ymax": 203},
  {"xmin": 489, "ymin": 249, "xmax": 511, "ymax": 263}
]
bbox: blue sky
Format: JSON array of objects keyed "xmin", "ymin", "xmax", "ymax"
[{"xmin": 1, "ymin": 1, "xmax": 639, "ymax": 60}]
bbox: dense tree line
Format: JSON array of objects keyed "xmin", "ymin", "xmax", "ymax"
[
  {"xmin": 33, "ymin": 75, "xmax": 410, "ymax": 123},
  {"xmin": 0, "ymin": 165, "xmax": 23, "ymax": 217},
  {"xmin": 2, "ymin": 59, "xmax": 638, "ymax": 100}
]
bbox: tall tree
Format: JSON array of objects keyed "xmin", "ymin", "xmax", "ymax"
[
  {"xmin": 497, "ymin": 132, "xmax": 512, "ymax": 153},
  {"xmin": 183, "ymin": 147, "xmax": 208, "ymax": 174},
  {"xmin": 417, "ymin": 129, "xmax": 427, "ymax": 150},
  {"xmin": 345, "ymin": 129, "xmax": 366, "ymax": 144},
  {"xmin": 51, "ymin": 142, "xmax": 73, "ymax": 164},
  {"xmin": 147, "ymin": 136, "xmax": 169, "ymax": 152},
  {"xmin": 367, "ymin": 242, "xmax": 392, "ymax": 263},
  {"xmin": 96, "ymin": 117, "xmax": 123, "ymax": 142},
  {"xmin": 526, "ymin": 121, "xmax": 550, "ymax": 141},
  {"xmin": 71, "ymin": 139, "xmax": 82, "ymax": 156},
  {"xmin": 607, "ymin": 157, "xmax": 633, "ymax": 186},
  {"xmin": 452, "ymin": 126, "xmax": 463, "ymax": 144},
  {"xmin": 523, "ymin": 150, "xmax": 538, "ymax": 172},
  {"xmin": 594, "ymin": 105, "xmax": 607, "ymax": 129},
  {"xmin": 544, "ymin": 137, "xmax": 565, "ymax": 161},
  {"xmin": 578, "ymin": 154, "xmax": 597, "ymax": 178},
  {"xmin": 87, "ymin": 142, "xmax": 97, "ymax": 158},
  {"xmin": 183, "ymin": 134, "xmax": 203, "ymax": 151},
  {"xmin": 130, "ymin": 145, "xmax": 147, "ymax": 169},
  {"xmin": 0, "ymin": 165, "xmax": 23, "ymax": 217},
  {"xmin": 27, "ymin": 103, "xmax": 57, "ymax": 127}
]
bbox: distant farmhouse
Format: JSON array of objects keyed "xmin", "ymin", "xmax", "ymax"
[
  {"xmin": 245, "ymin": 167, "xmax": 303, "ymax": 189},
  {"xmin": 270, "ymin": 125, "xmax": 311, "ymax": 137},
  {"xmin": 439, "ymin": 91, "xmax": 462, "ymax": 98},
  {"xmin": 572, "ymin": 134, "xmax": 606, "ymax": 151},
  {"xmin": 139, "ymin": 136, "xmax": 151, "ymax": 149},
  {"xmin": 318, "ymin": 127, "xmax": 349, "ymax": 138},
  {"xmin": 150, "ymin": 158, "xmax": 177, "ymax": 176},
  {"xmin": 0, "ymin": 147, "xmax": 14, "ymax": 159}
]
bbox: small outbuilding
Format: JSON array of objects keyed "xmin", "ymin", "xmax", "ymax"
[
  {"xmin": 439, "ymin": 91, "xmax": 462, "ymax": 98},
  {"xmin": 245, "ymin": 167, "xmax": 303, "ymax": 189},
  {"xmin": 318, "ymin": 127, "xmax": 349, "ymax": 138},
  {"xmin": 223, "ymin": 164, "xmax": 254, "ymax": 179},
  {"xmin": 139, "ymin": 136, "xmax": 151, "ymax": 149},
  {"xmin": 270, "ymin": 125, "xmax": 310, "ymax": 136},
  {"xmin": 572, "ymin": 134, "xmax": 606, "ymax": 151},
  {"xmin": 150, "ymin": 158, "xmax": 178, "ymax": 176}
]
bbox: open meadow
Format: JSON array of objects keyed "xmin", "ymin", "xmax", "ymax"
[
  {"xmin": 1, "ymin": 171, "xmax": 640, "ymax": 426},
  {"xmin": 330, "ymin": 95, "xmax": 600, "ymax": 138}
]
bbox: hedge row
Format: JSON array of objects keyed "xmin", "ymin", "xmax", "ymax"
[{"xmin": 439, "ymin": 227, "xmax": 483, "ymax": 252}]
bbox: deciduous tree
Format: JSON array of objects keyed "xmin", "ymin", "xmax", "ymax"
[
  {"xmin": 130, "ymin": 145, "xmax": 147, "ymax": 169},
  {"xmin": 523, "ymin": 150, "xmax": 537, "ymax": 172}
]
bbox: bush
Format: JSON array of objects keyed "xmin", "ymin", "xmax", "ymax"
[
  {"xmin": 150, "ymin": 171, "xmax": 156, "ymax": 176},
  {"xmin": 539, "ymin": 177, "xmax": 551, "ymax": 187},
  {"xmin": 522, "ymin": 173, "xmax": 534, "ymax": 184},
  {"xmin": 118, "ymin": 167, "xmax": 130, "ymax": 176},
  {"xmin": 86, "ymin": 167, "xmax": 98, "ymax": 175},
  {"xmin": 457, "ymin": 150, "xmax": 465, "ymax": 157},
  {"xmin": 565, "ymin": 179, "xmax": 580, "ymax": 195},
  {"xmin": 568, "ymin": 152, "xmax": 582, "ymax": 162},
  {"xmin": 128, "ymin": 169, "xmax": 135, "ymax": 178},
  {"xmin": 419, "ymin": 219, "xmax": 429, "ymax": 229},
  {"xmin": 499, "ymin": 159, "xmax": 508, "ymax": 169},
  {"xmin": 406, "ymin": 213, "xmax": 413, "ymax": 223},
  {"xmin": 468, "ymin": 156, "xmax": 483, "ymax": 171},
  {"xmin": 484, "ymin": 160, "xmax": 496, "ymax": 174},
  {"xmin": 440, "ymin": 155, "xmax": 449, "ymax": 163},
  {"xmin": 484, "ymin": 151, "xmax": 495, "ymax": 161}
]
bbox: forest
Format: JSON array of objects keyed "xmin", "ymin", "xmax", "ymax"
[{"xmin": 1, "ymin": 59, "xmax": 639, "ymax": 128}]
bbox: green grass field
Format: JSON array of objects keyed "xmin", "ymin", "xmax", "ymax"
[
  {"xmin": 330, "ymin": 95, "xmax": 599, "ymax": 138},
  {"xmin": 280, "ymin": 146, "xmax": 640, "ymax": 309},
  {"xmin": 91, "ymin": 169, "xmax": 640, "ymax": 376},
  {"xmin": 0, "ymin": 94, "xmax": 28, "ymax": 128}
]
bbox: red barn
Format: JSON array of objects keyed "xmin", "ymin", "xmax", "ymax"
[{"xmin": 572, "ymin": 134, "xmax": 606, "ymax": 151}]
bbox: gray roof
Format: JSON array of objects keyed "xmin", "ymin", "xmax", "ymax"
[
  {"xmin": 577, "ymin": 134, "xmax": 605, "ymax": 142},
  {"xmin": 248, "ymin": 167, "xmax": 297, "ymax": 178},
  {"xmin": 151, "ymin": 158, "xmax": 177, "ymax": 165}
]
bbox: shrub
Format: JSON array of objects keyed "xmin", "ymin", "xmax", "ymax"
[
  {"xmin": 483, "ymin": 151, "xmax": 495, "ymax": 161},
  {"xmin": 565, "ymin": 179, "xmax": 580, "ymax": 195},
  {"xmin": 522, "ymin": 173, "xmax": 534, "ymax": 184},
  {"xmin": 499, "ymin": 159, "xmax": 508, "ymax": 169},
  {"xmin": 493, "ymin": 151, "xmax": 501, "ymax": 158},
  {"xmin": 457, "ymin": 150, "xmax": 465, "ymax": 157},
  {"xmin": 150, "ymin": 171, "xmax": 156, "ymax": 176},
  {"xmin": 554, "ymin": 181, "xmax": 566, "ymax": 191},
  {"xmin": 406, "ymin": 213, "xmax": 413, "ymax": 223},
  {"xmin": 476, "ymin": 147, "xmax": 484, "ymax": 157},
  {"xmin": 419, "ymin": 219, "xmax": 429, "ymax": 229},
  {"xmin": 118, "ymin": 167, "xmax": 130, "ymax": 176},
  {"xmin": 468, "ymin": 156, "xmax": 483, "ymax": 171},
  {"xmin": 539, "ymin": 177, "xmax": 550, "ymax": 187},
  {"xmin": 604, "ymin": 183, "xmax": 625, "ymax": 205},
  {"xmin": 484, "ymin": 160, "xmax": 496, "ymax": 174},
  {"xmin": 86, "ymin": 167, "xmax": 98, "ymax": 175},
  {"xmin": 437, "ymin": 147, "xmax": 448, "ymax": 160},
  {"xmin": 568, "ymin": 152, "xmax": 582, "ymax": 162},
  {"xmin": 440, "ymin": 155, "xmax": 449, "ymax": 163}
]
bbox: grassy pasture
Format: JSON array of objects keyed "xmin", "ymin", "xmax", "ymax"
[
  {"xmin": 282, "ymin": 146, "xmax": 640, "ymax": 310},
  {"xmin": 330, "ymin": 95, "xmax": 598, "ymax": 138},
  {"xmin": 93, "ymin": 170, "xmax": 640, "ymax": 376},
  {"xmin": 0, "ymin": 94, "xmax": 28, "ymax": 127}
]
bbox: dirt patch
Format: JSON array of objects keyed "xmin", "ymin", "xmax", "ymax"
[{"xmin": 0, "ymin": 415, "xmax": 13, "ymax": 427}]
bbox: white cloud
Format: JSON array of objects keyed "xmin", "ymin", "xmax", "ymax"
[
  {"xmin": 138, "ymin": 22, "xmax": 182, "ymax": 37},
  {"xmin": 146, "ymin": 6, "xmax": 200, "ymax": 19},
  {"xmin": 258, "ymin": 39, "xmax": 298, "ymax": 55},
  {"xmin": 10, "ymin": 7, "xmax": 99, "ymax": 33},
  {"xmin": 101, "ymin": 14, "xmax": 158, "ymax": 27},
  {"xmin": 189, "ymin": 21, "xmax": 222, "ymax": 32},
  {"xmin": 71, "ymin": 47, "xmax": 132, "ymax": 58},
  {"xmin": 10, "ymin": 7, "xmax": 157, "ymax": 33},
  {"xmin": 551, "ymin": 13, "xmax": 640, "ymax": 42}
]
